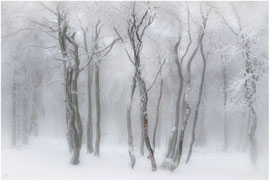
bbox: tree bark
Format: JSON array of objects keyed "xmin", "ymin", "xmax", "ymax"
[
  {"xmin": 95, "ymin": 62, "xmax": 101, "ymax": 157},
  {"xmin": 165, "ymin": 36, "xmax": 183, "ymax": 159},
  {"xmin": 126, "ymin": 4, "xmax": 157, "ymax": 171},
  {"xmin": 82, "ymin": 28, "xmax": 94, "ymax": 154},
  {"xmin": 66, "ymin": 67, "xmax": 81, "ymax": 165},
  {"xmin": 140, "ymin": 109, "xmax": 145, "ymax": 156},
  {"xmin": 223, "ymin": 65, "xmax": 228, "ymax": 152},
  {"xmin": 22, "ymin": 93, "xmax": 28, "ymax": 144},
  {"xmin": 172, "ymin": 7, "xmax": 211, "ymax": 170},
  {"xmin": 86, "ymin": 63, "xmax": 94, "ymax": 153},
  {"xmin": 65, "ymin": 33, "xmax": 83, "ymax": 165},
  {"xmin": 153, "ymin": 79, "xmax": 163, "ymax": 151},
  {"xmin": 186, "ymin": 40, "xmax": 207, "ymax": 163},
  {"xmin": 127, "ymin": 72, "xmax": 137, "ymax": 168},
  {"xmin": 244, "ymin": 50, "xmax": 257, "ymax": 164},
  {"xmin": 137, "ymin": 71, "xmax": 157, "ymax": 171}
]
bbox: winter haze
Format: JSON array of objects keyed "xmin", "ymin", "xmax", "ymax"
[{"xmin": 1, "ymin": 1, "xmax": 269, "ymax": 180}]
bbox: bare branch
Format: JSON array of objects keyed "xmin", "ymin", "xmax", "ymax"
[
  {"xmin": 39, "ymin": 2, "xmax": 57, "ymax": 16},
  {"xmin": 17, "ymin": 44, "xmax": 57, "ymax": 57},
  {"xmin": 114, "ymin": 26, "xmax": 124, "ymax": 42},
  {"xmin": 139, "ymin": 13, "xmax": 156, "ymax": 40},
  {"xmin": 216, "ymin": 12, "xmax": 239, "ymax": 36},
  {"xmin": 50, "ymin": 79, "xmax": 65, "ymax": 86},
  {"xmin": 18, "ymin": 16, "xmax": 57, "ymax": 32},
  {"xmin": 179, "ymin": 3, "xmax": 192, "ymax": 64},
  {"xmin": 147, "ymin": 58, "xmax": 166, "ymax": 92},
  {"xmin": 95, "ymin": 38, "xmax": 120, "ymax": 56},
  {"xmin": 54, "ymin": 57, "xmax": 67, "ymax": 62},
  {"xmin": 1, "ymin": 28, "xmax": 32, "ymax": 39},
  {"xmin": 125, "ymin": 48, "xmax": 136, "ymax": 66}
]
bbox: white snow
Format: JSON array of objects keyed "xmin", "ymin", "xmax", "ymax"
[{"xmin": 1, "ymin": 137, "xmax": 268, "ymax": 180}]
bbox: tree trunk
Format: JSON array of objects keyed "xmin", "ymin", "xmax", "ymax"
[
  {"xmin": 95, "ymin": 62, "xmax": 101, "ymax": 157},
  {"xmin": 64, "ymin": 34, "xmax": 83, "ymax": 165},
  {"xmin": 127, "ymin": 72, "xmax": 137, "ymax": 169},
  {"xmin": 137, "ymin": 71, "xmax": 157, "ymax": 171},
  {"xmin": 223, "ymin": 65, "xmax": 228, "ymax": 152},
  {"xmin": 22, "ymin": 94, "xmax": 28, "ymax": 144},
  {"xmin": 152, "ymin": 79, "xmax": 163, "ymax": 151},
  {"xmin": 171, "ymin": 81, "xmax": 191, "ymax": 169},
  {"xmin": 244, "ymin": 53, "xmax": 257, "ymax": 164},
  {"xmin": 29, "ymin": 90, "xmax": 38, "ymax": 137},
  {"xmin": 66, "ymin": 67, "xmax": 80, "ymax": 165},
  {"xmin": 197, "ymin": 107, "xmax": 206, "ymax": 147},
  {"xmin": 171, "ymin": 9, "xmax": 210, "ymax": 170},
  {"xmin": 140, "ymin": 109, "xmax": 145, "ymax": 156},
  {"xmin": 86, "ymin": 63, "xmax": 94, "ymax": 153},
  {"xmin": 11, "ymin": 69, "xmax": 17, "ymax": 146},
  {"xmin": 248, "ymin": 105, "xmax": 257, "ymax": 164},
  {"xmin": 186, "ymin": 42, "xmax": 207, "ymax": 163},
  {"xmin": 65, "ymin": 66, "xmax": 82, "ymax": 165},
  {"xmin": 72, "ymin": 70, "xmax": 83, "ymax": 151},
  {"xmin": 165, "ymin": 37, "xmax": 183, "ymax": 160},
  {"xmin": 82, "ymin": 28, "xmax": 94, "ymax": 154},
  {"xmin": 171, "ymin": 38, "xmax": 201, "ymax": 171}
]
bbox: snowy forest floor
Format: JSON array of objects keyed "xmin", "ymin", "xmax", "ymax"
[{"xmin": 1, "ymin": 138, "xmax": 268, "ymax": 180}]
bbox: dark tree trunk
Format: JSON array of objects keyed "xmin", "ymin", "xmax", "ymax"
[
  {"xmin": 95, "ymin": 62, "xmax": 101, "ymax": 157},
  {"xmin": 64, "ymin": 33, "xmax": 83, "ymax": 165},
  {"xmin": 86, "ymin": 63, "xmax": 94, "ymax": 153},
  {"xmin": 66, "ymin": 67, "xmax": 80, "ymax": 165},
  {"xmin": 186, "ymin": 42, "xmax": 207, "ymax": 163},
  {"xmin": 137, "ymin": 71, "xmax": 157, "ymax": 171}
]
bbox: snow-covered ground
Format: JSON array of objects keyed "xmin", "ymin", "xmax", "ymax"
[{"xmin": 1, "ymin": 138, "xmax": 268, "ymax": 180}]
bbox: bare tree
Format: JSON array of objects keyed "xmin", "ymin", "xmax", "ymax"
[
  {"xmin": 162, "ymin": 3, "xmax": 212, "ymax": 172},
  {"xmin": 161, "ymin": 3, "xmax": 192, "ymax": 170},
  {"xmin": 80, "ymin": 20, "xmax": 120, "ymax": 156},
  {"xmin": 81, "ymin": 26, "xmax": 94, "ymax": 154},
  {"xmin": 125, "ymin": 2, "xmax": 157, "ymax": 171},
  {"xmin": 186, "ymin": 4, "xmax": 212, "ymax": 162},
  {"xmin": 152, "ymin": 58, "xmax": 164, "ymax": 152}
]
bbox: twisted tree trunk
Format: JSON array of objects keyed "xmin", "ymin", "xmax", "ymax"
[
  {"xmin": 66, "ymin": 67, "xmax": 81, "ymax": 165},
  {"xmin": 137, "ymin": 71, "xmax": 157, "ymax": 171},
  {"xmin": 127, "ymin": 72, "xmax": 137, "ymax": 168},
  {"xmin": 186, "ymin": 41, "xmax": 207, "ymax": 163},
  {"xmin": 165, "ymin": 37, "xmax": 183, "ymax": 159},
  {"xmin": 65, "ymin": 34, "xmax": 83, "ymax": 165}
]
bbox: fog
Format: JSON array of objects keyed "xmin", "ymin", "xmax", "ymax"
[{"xmin": 1, "ymin": 1, "xmax": 268, "ymax": 179}]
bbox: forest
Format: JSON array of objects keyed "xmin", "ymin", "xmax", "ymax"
[{"xmin": 1, "ymin": 1, "xmax": 268, "ymax": 179}]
